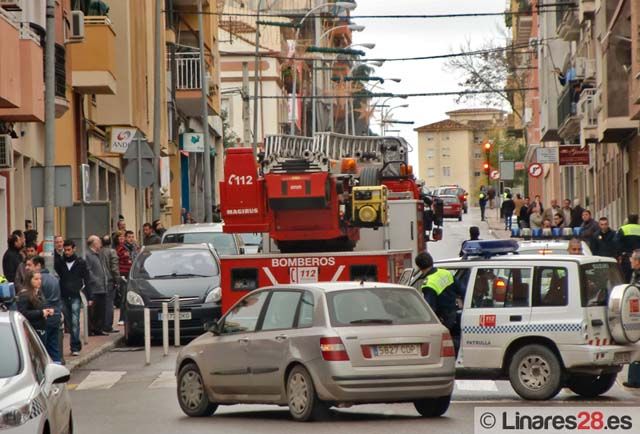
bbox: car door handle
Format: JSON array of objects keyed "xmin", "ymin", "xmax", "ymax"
[
  {"xmin": 509, "ymin": 315, "xmax": 522, "ymax": 322},
  {"xmin": 237, "ymin": 337, "xmax": 249, "ymax": 343},
  {"xmin": 275, "ymin": 334, "xmax": 288, "ymax": 342}
]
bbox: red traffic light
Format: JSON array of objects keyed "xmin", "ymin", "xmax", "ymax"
[
  {"xmin": 483, "ymin": 162, "xmax": 490, "ymax": 173},
  {"xmin": 483, "ymin": 142, "xmax": 492, "ymax": 152}
]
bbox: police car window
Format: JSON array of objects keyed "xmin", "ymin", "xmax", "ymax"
[
  {"xmin": 23, "ymin": 323, "xmax": 47, "ymax": 384},
  {"xmin": 534, "ymin": 267, "xmax": 568, "ymax": 307},
  {"xmin": 580, "ymin": 263, "xmax": 623, "ymax": 307},
  {"xmin": 471, "ymin": 268, "xmax": 532, "ymax": 308},
  {"xmin": 221, "ymin": 291, "xmax": 269, "ymax": 334}
]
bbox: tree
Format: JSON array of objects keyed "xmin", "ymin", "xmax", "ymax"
[{"xmin": 221, "ymin": 110, "xmax": 238, "ymax": 149}]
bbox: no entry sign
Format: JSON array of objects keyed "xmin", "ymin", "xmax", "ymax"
[
  {"xmin": 528, "ymin": 163, "xmax": 543, "ymax": 178},
  {"xmin": 490, "ymin": 170, "xmax": 500, "ymax": 180}
]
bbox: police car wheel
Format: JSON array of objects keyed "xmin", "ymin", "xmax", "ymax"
[
  {"xmin": 566, "ymin": 373, "xmax": 617, "ymax": 398},
  {"xmin": 413, "ymin": 395, "xmax": 451, "ymax": 417},
  {"xmin": 508, "ymin": 344, "xmax": 563, "ymax": 400}
]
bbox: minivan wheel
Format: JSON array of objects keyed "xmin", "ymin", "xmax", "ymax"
[
  {"xmin": 508, "ymin": 344, "xmax": 563, "ymax": 400},
  {"xmin": 177, "ymin": 363, "xmax": 218, "ymax": 417},
  {"xmin": 414, "ymin": 395, "xmax": 451, "ymax": 417},
  {"xmin": 124, "ymin": 321, "xmax": 142, "ymax": 347},
  {"xmin": 566, "ymin": 373, "xmax": 617, "ymax": 398},
  {"xmin": 287, "ymin": 365, "xmax": 329, "ymax": 422}
]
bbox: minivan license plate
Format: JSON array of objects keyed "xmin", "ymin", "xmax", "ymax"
[
  {"xmin": 614, "ymin": 352, "xmax": 631, "ymax": 364},
  {"xmin": 372, "ymin": 344, "xmax": 419, "ymax": 357},
  {"xmin": 158, "ymin": 312, "xmax": 192, "ymax": 321}
]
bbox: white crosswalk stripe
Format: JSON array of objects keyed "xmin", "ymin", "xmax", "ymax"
[
  {"xmin": 76, "ymin": 371, "xmax": 127, "ymax": 391},
  {"xmin": 455, "ymin": 380, "xmax": 498, "ymax": 392},
  {"xmin": 148, "ymin": 371, "xmax": 177, "ymax": 389}
]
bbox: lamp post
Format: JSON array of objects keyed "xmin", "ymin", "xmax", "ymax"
[
  {"xmin": 289, "ymin": 1, "xmax": 357, "ymax": 135},
  {"xmin": 380, "ymin": 103, "xmax": 409, "ymax": 135}
]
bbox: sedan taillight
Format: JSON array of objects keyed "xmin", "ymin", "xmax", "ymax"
[
  {"xmin": 440, "ymin": 333, "xmax": 456, "ymax": 358},
  {"xmin": 320, "ymin": 337, "xmax": 350, "ymax": 361}
]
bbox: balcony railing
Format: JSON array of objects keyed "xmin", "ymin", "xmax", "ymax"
[
  {"xmin": 556, "ymin": 0, "xmax": 576, "ymax": 28},
  {"xmin": 55, "ymin": 44, "xmax": 66, "ymax": 98},
  {"xmin": 558, "ymin": 85, "xmax": 580, "ymax": 135},
  {"xmin": 578, "ymin": 88, "xmax": 597, "ymax": 128},
  {"xmin": 176, "ymin": 52, "xmax": 203, "ymax": 90}
]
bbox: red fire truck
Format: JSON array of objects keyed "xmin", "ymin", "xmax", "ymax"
[{"xmin": 218, "ymin": 133, "xmax": 438, "ymax": 313}]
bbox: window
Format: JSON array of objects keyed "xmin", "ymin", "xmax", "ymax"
[
  {"xmin": 0, "ymin": 324, "xmax": 20, "ymax": 379},
  {"xmin": 474, "ymin": 151, "xmax": 482, "ymax": 159},
  {"xmin": 474, "ymin": 171, "xmax": 481, "ymax": 177},
  {"xmin": 426, "ymin": 149, "xmax": 434, "ymax": 159},
  {"xmin": 444, "ymin": 135, "xmax": 450, "ymax": 141},
  {"xmin": 580, "ymin": 263, "xmax": 623, "ymax": 307},
  {"xmin": 221, "ymin": 291, "xmax": 269, "ymax": 334},
  {"xmin": 350, "ymin": 265, "xmax": 378, "ymax": 281},
  {"xmin": 471, "ymin": 268, "xmax": 532, "ymax": 308},
  {"xmin": 442, "ymin": 167, "xmax": 451, "ymax": 177},
  {"xmin": 261, "ymin": 291, "xmax": 302, "ymax": 331},
  {"xmin": 427, "ymin": 168, "xmax": 435, "ymax": 178},
  {"xmin": 426, "ymin": 135, "xmax": 434, "ymax": 141},
  {"xmin": 132, "ymin": 249, "xmax": 219, "ymax": 278},
  {"xmin": 23, "ymin": 323, "xmax": 47, "ymax": 384},
  {"xmin": 441, "ymin": 147, "xmax": 451, "ymax": 158},
  {"xmin": 162, "ymin": 232, "xmax": 239, "ymax": 255},
  {"xmin": 534, "ymin": 267, "xmax": 569, "ymax": 307},
  {"xmin": 297, "ymin": 292, "xmax": 315, "ymax": 328},
  {"xmin": 327, "ymin": 287, "xmax": 436, "ymax": 327}
]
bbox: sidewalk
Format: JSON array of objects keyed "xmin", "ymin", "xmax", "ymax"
[
  {"xmin": 63, "ymin": 309, "xmax": 124, "ymax": 371},
  {"xmin": 483, "ymin": 208, "xmax": 511, "ymax": 240}
]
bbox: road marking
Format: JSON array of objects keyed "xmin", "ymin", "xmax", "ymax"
[
  {"xmin": 76, "ymin": 371, "xmax": 127, "ymax": 391},
  {"xmin": 148, "ymin": 371, "xmax": 176, "ymax": 389},
  {"xmin": 455, "ymin": 380, "xmax": 498, "ymax": 391}
]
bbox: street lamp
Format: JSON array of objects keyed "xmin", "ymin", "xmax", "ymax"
[
  {"xmin": 289, "ymin": 1, "xmax": 358, "ymax": 135},
  {"xmin": 380, "ymin": 103, "xmax": 409, "ymax": 135}
]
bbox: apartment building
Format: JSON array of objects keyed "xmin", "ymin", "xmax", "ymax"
[
  {"xmin": 523, "ymin": 0, "xmax": 640, "ymax": 227},
  {"xmin": 415, "ymin": 109, "xmax": 505, "ymax": 195}
]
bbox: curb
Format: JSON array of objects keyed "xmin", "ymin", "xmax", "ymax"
[{"xmin": 66, "ymin": 335, "xmax": 124, "ymax": 371}]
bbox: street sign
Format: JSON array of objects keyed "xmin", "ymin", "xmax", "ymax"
[
  {"xmin": 515, "ymin": 161, "xmax": 525, "ymax": 170},
  {"xmin": 108, "ymin": 127, "xmax": 138, "ymax": 154},
  {"xmin": 559, "ymin": 145, "xmax": 590, "ymax": 166},
  {"xmin": 180, "ymin": 133, "xmax": 204, "ymax": 153},
  {"xmin": 123, "ymin": 134, "xmax": 155, "ymax": 160},
  {"xmin": 123, "ymin": 159, "xmax": 155, "ymax": 188},
  {"xmin": 80, "ymin": 163, "xmax": 91, "ymax": 203},
  {"xmin": 536, "ymin": 147, "xmax": 559, "ymax": 164},
  {"xmin": 31, "ymin": 166, "xmax": 73, "ymax": 208},
  {"xmin": 499, "ymin": 161, "xmax": 515, "ymax": 181},
  {"xmin": 528, "ymin": 162, "xmax": 543, "ymax": 178},
  {"xmin": 490, "ymin": 170, "xmax": 500, "ymax": 180}
]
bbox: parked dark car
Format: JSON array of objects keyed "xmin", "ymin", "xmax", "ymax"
[{"xmin": 124, "ymin": 244, "xmax": 222, "ymax": 345}]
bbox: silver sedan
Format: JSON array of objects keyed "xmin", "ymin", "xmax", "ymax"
[{"xmin": 175, "ymin": 282, "xmax": 455, "ymax": 422}]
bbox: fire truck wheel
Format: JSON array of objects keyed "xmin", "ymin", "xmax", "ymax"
[
  {"xmin": 508, "ymin": 344, "xmax": 563, "ymax": 400},
  {"xmin": 413, "ymin": 395, "xmax": 451, "ymax": 417},
  {"xmin": 359, "ymin": 167, "xmax": 381, "ymax": 186},
  {"xmin": 566, "ymin": 373, "xmax": 617, "ymax": 398},
  {"xmin": 287, "ymin": 365, "xmax": 329, "ymax": 422}
]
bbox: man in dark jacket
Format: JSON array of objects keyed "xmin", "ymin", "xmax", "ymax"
[
  {"xmin": 518, "ymin": 197, "xmax": 530, "ymax": 228},
  {"xmin": 590, "ymin": 217, "xmax": 617, "ymax": 258},
  {"xmin": 31, "ymin": 256, "xmax": 63, "ymax": 363},
  {"xmin": 101, "ymin": 235, "xmax": 120, "ymax": 333},
  {"xmin": 86, "ymin": 236, "xmax": 109, "ymax": 336},
  {"xmin": 579, "ymin": 210, "xmax": 599, "ymax": 241},
  {"xmin": 55, "ymin": 239, "xmax": 93, "ymax": 356},
  {"xmin": 2, "ymin": 234, "xmax": 23, "ymax": 282},
  {"xmin": 570, "ymin": 198, "xmax": 585, "ymax": 228},
  {"xmin": 142, "ymin": 223, "xmax": 161, "ymax": 246},
  {"xmin": 501, "ymin": 194, "xmax": 516, "ymax": 230},
  {"xmin": 14, "ymin": 243, "xmax": 38, "ymax": 292}
]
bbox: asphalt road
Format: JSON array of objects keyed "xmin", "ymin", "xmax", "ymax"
[{"xmin": 67, "ymin": 209, "xmax": 640, "ymax": 434}]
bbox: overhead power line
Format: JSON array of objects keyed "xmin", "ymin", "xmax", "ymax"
[{"xmin": 253, "ymin": 88, "xmax": 538, "ymax": 99}]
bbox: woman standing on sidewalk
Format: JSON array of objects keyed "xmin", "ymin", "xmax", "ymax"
[
  {"xmin": 115, "ymin": 231, "xmax": 132, "ymax": 325},
  {"xmin": 17, "ymin": 270, "xmax": 55, "ymax": 342}
]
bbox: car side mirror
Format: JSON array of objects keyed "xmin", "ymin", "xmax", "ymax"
[
  {"xmin": 209, "ymin": 321, "xmax": 221, "ymax": 335},
  {"xmin": 46, "ymin": 363, "xmax": 71, "ymax": 384}
]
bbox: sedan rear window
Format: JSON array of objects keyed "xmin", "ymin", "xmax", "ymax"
[
  {"xmin": 132, "ymin": 250, "xmax": 219, "ymax": 279},
  {"xmin": 0, "ymin": 323, "xmax": 21, "ymax": 378},
  {"xmin": 163, "ymin": 232, "xmax": 238, "ymax": 255},
  {"xmin": 443, "ymin": 197, "xmax": 459, "ymax": 205},
  {"xmin": 580, "ymin": 262, "xmax": 623, "ymax": 306},
  {"xmin": 327, "ymin": 288, "xmax": 435, "ymax": 327}
]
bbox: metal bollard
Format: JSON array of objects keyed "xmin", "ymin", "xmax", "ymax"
[
  {"xmin": 79, "ymin": 292, "xmax": 89, "ymax": 345},
  {"xmin": 162, "ymin": 302, "xmax": 169, "ymax": 356},
  {"xmin": 144, "ymin": 308, "xmax": 151, "ymax": 365},
  {"xmin": 173, "ymin": 295, "xmax": 180, "ymax": 347}
]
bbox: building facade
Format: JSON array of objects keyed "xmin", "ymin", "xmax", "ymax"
[{"xmin": 414, "ymin": 108, "xmax": 505, "ymax": 195}]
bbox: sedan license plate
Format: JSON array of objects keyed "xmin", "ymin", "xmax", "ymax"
[
  {"xmin": 371, "ymin": 344, "xmax": 419, "ymax": 358},
  {"xmin": 614, "ymin": 352, "xmax": 631, "ymax": 364},
  {"xmin": 158, "ymin": 312, "xmax": 192, "ymax": 321}
]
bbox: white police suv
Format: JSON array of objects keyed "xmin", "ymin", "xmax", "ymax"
[{"xmin": 437, "ymin": 240, "xmax": 640, "ymax": 400}]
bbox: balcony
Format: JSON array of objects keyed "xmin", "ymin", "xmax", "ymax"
[
  {"xmin": 578, "ymin": 0, "xmax": 596, "ymax": 23},
  {"xmin": 514, "ymin": 0, "xmax": 533, "ymax": 46},
  {"xmin": 173, "ymin": 0, "xmax": 209, "ymax": 6},
  {"xmin": 69, "ymin": 16, "xmax": 116, "ymax": 95},
  {"xmin": 578, "ymin": 88, "xmax": 597, "ymax": 145},
  {"xmin": 556, "ymin": 1, "xmax": 579, "ymax": 41},
  {"xmin": 174, "ymin": 52, "xmax": 215, "ymax": 117},
  {"xmin": 0, "ymin": 12, "xmax": 20, "ymax": 108},
  {"xmin": 55, "ymin": 44, "xmax": 69, "ymax": 117},
  {"xmin": 557, "ymin": 85, "xmax": 581, "ymax": 139},
  {"xmin": 574, "ymin": 57, "xmax": 596, "ymax": 82}
]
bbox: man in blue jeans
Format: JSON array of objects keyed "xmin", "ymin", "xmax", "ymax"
[
  {"xmin": 54, "ymin": 240, "xmax": 93, "ymax": 357},
  {"xmin": 30, "ymin": 256, "xmax": 63, "ymax": 362}
]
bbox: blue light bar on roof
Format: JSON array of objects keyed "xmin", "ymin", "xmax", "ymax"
[
  {"xmin": 0, "ymin": 282, "xmax": 15, "ymax": 302},
  {"xmin": 461, "ymin": 239, "xmax": 519, "ymax": 258}
]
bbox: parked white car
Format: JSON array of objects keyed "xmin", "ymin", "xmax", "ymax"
[{"xmin": 0, "ymin": 311, "xmax": 73, "ymax": 433}]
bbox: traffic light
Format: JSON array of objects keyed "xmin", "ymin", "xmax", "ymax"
[
  {"xmin": 483, "ymin": 162, "xmax": 490, "ymax": 174},
  {"xmin": 483, "ymin": 141, "xmax": 492, "ymax": 153}
]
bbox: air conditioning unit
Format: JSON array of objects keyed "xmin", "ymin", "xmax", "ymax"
[
  {"xmin": 0, "ymin": 0, "xmax": 22, "ymax": 12},
  {"xmin": 0, "ymin": 135, "xmax": 14, "ymax": 169},
  {"xmin": 67, "ymin": 10, "xmax": 85, "ymax": 42}
]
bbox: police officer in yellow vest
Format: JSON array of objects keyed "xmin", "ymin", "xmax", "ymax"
[
  {"xmin": 416, "ymin": 252, "xmax": 462, "ymax": 353},
  {"xmin": 479, "ymin": 186, "xmax": 488, "ymax": 221},
  {"xmin": 616, "ymin": 214, "xmax": 640, "ymax": 282}
]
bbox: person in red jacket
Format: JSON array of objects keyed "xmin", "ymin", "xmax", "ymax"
[{"xmin": 114, "ymin": 231, "xmax": 131, "ymax": 325}]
